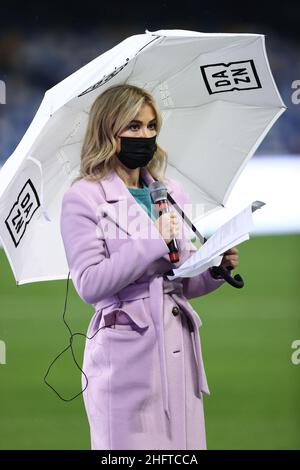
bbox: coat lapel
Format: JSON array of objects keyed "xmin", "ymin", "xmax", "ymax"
[{"xmin": 98, "ymin": 168, "xmax": 174, "ymax": 238}]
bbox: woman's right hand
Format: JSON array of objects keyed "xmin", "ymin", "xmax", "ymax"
[{"xmin": 154, "ymin": 211, "xmax": 180, "ymax": 245}]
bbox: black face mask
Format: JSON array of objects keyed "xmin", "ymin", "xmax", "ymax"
[{"xmin": 117, "ymin": 135, "xmax": 157, "ymax": 169}]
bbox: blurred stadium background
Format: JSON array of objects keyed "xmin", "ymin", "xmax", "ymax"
[{"xmin": 0, "ymin": 0, "xmax": 299, "ymax": 450}]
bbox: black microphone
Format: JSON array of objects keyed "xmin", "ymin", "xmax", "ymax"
[{"xmin": 149, "ymin": 181, "xmax": 180, "ymax": 263}]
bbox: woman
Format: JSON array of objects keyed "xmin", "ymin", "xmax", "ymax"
[{"xmin": 60, "ymin": 84, "xmax": 239, "ymax": 450}]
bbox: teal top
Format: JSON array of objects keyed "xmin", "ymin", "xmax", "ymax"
[{"xmin": 128, "ymin": 178, "xmax": 155, "ymax": 221}]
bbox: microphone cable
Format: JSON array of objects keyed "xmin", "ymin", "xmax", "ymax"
[{"xmin": 43, "ymin": 271, "xmax": 90, "ymax": 402}]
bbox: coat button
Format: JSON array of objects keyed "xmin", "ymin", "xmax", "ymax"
[{"xmin": 172, "ymin": 306, "xmax": 180, "ymax": 316}]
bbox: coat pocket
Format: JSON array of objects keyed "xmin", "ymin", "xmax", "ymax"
[{"xmin": 99, "ymin": 300, "xmax": 150, "ymax": 334}]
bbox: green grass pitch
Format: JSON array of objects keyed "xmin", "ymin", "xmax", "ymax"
[{"xmin": 0, "ymin": 234, "xmax": 299, "ymax": 449}]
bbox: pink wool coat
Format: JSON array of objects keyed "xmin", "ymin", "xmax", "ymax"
[{"xmin": 60, "ymin": 166, "xmax": 225, "ymax": 450}]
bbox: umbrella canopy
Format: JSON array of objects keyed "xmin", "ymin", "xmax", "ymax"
[{"xmin": 0, "ymin": 29, "xmax": 286, "ymax": 285}]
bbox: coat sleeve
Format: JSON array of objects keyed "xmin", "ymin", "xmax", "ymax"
[
  {"xmin": 167, "ymin": 178, "xmax": 226, "ymax": 300},
  {"xmin": 60, "ymin": 188, "xmax": 170, "ymax": 304}
]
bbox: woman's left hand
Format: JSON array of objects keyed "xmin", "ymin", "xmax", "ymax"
[{"xmin": 220, "ymin": 246, "xmax": 239, "ymax": 270}]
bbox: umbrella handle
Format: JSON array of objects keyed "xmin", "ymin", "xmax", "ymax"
[{"xmin": 211, "ymin": 265, "xmax": 245, "ymax": 289}]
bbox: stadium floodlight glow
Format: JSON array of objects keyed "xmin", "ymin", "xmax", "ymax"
[{"xmin": 0, "ymin": 80, "xmax": 6, "ymax": 105}]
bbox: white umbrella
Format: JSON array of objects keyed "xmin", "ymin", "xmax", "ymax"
[{"xmin": 0, "ymin": 28, "xmax": 286, "ymax": 285}]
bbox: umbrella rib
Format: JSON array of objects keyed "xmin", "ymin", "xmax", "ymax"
[
  {"xmin": 135, "ymin": 35, "xmax": 163, "ymax": 55},
  {"xmin": 160, "ymin": 102, "xmax": 286, "ymax": 111},
  {"xmin": 125, "ymin": 36, "xmax": 164, "ymax": 86}
]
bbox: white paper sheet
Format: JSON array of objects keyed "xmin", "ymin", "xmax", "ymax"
[{"xmin": 167, "ymin": 203, "xmax": 258, "ymax": 280}]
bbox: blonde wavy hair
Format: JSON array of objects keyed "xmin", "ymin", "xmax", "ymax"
[{"xmin": 71, "ymin": 84, "xmax": 168, "ymax": 186}]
